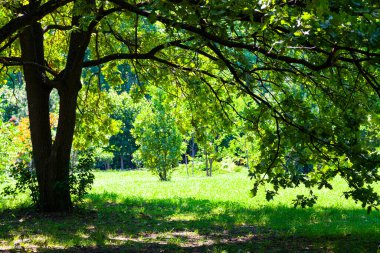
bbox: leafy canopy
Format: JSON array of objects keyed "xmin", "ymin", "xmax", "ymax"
[{"xmin": 0, "ymin": 0, "xmax": 379, "ymax": 210}]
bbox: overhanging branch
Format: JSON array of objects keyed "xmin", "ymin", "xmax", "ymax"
[
  {"xmin": 0, "ymin": 0, "xmax": 74, "ymax": 45},
  {"xmin": 0, "ymin": 57, "xmax": 58, "ymax": 77}
]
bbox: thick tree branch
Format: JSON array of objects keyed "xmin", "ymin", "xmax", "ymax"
[
  {"xmin": 43, "ymin": 24, "xmax": 72, "ymax": 33},
  {"xmin": 0, "ymin": 35, "xmax": 18, "ymax": 52},
  {"xmin": 84, "ymin": 38, "xmax": 193, "ymax": 66},
  {"xmin": 0, "ymin": 56, "xmax": 58, "ymax": 77},
  {"xmin": 0, "ymin": 0, "xmax": 73, "ymax": 45},
  {"xmin": 351, "ymin": 54, "xmax": 380, "ymax": 98}
]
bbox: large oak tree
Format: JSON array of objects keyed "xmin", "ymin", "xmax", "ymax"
[{"xmin": 0, "ymin": 0, "xmax": 379, "ymax": 212}]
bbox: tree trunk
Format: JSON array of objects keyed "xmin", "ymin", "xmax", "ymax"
[
  {"xmin": 205, "ymin": 150, "xmax": 209, "ymax": 176},
  {"xmin": 185, "ymin": 154, "xmax": 188, "ymax": 176},
  {"xmin": 162, "ymin": 164, "xmax": 167, "ymax": 181},
  {"xmin": 20, "ymin": 25, "xmax": 80, "ymax": 211},
  {"xmin": 209, "ymin": 158, "xmax": 213, "ymax": 177},
  {"xmin": 191, "ymin": 135, "xmax": 195, "ymax": 176},
  {"xmin": 47, "ymin": 86, "xmax": 80, "ymax": 211},
  {"xmin": 19, "ymin": 1, "xmax": 94, "ymax": 212},
  {"xmin": 20, "ymin": 22, "xmax": 55, "ymax": 211},
  {"xmin": 120, "ymin": 155, "xmax": 124, "ymax": 170}
]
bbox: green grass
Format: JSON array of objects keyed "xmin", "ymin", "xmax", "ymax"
[{"xmin": 0, "ymin": 169, "xmax": 379, "ymax": 252}]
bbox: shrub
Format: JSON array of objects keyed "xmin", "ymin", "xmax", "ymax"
[
  {"xmin": 2, "ymin": 151, "xmax": 95, "ymax": 206},
  {"xmin": 132, "ymin": 94, "xmax": 184, "ymax": 181}
]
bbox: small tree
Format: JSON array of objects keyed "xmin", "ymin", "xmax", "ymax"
[{"xmin": 132, "ymin": 92, "xmax": 183, "ymax": 181}]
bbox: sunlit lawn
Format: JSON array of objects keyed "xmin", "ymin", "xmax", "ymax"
[{"xmin": 0, "ymin": 168, "xmax": 379, "ymax": 252}]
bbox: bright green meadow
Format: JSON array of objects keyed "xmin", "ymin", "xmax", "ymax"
[{"xmin": 0, "ymin": 169, "xmax": 379, "ymax": 252}]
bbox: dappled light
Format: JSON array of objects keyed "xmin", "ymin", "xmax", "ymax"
[{"xmin": 1, "ymin": 171, "xmax": 379, "ymax": 252}]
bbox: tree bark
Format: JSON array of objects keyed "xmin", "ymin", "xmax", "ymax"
[
  {"xmin": 184, "ymin": 153, "xmax": 188, "ymax": 176},
  {"xmin": 191, "ymin": 135, "xmax": 195, "ymax": 176},
  {"xmin": 20, "ymin": 22, "xmax": 54, "ymax": 211},
  {"xmin": 47, "ymin": 83, "xmax": 80, "ymax": 211},
  {"xmin": 120, "ymin": 155, "xmax": 124, "ymax": 170},
  {"xmin": 20, "ymin": 25, "xmax": 79, "ymax": 211},
  {"xmin": 205, "ymin": 150, "xmax": 209, "ymax": 176},
  {"xmin": 209, "ymin": 158, "xmax": 213, "ymax": 177},
  {"xmin": 19, "ymin": 0, "xmax": 94, "ymax": 212}
]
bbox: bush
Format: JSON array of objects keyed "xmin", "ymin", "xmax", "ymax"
[
  {"xmin": 132, "ymin": 94, "xmax": 184, "ymax": 181},
  {"xmin": 2, "ymin": 154, "xmax": 39, "ymax": 204},
  {"xmin": 2, "ymin": 151, "xmax": 95, "ymax": 206},
  {"xmin": 69, "ymin": 151, "xmax": 95, "ymax": 203}
]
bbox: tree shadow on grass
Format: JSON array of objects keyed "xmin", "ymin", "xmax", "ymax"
[{"xmin": 0, "ymin": 192, "xmax": 379, "ymax": 252}]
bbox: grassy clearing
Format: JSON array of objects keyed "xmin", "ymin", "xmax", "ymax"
[{"xmin": 0, "ymin": 169, "xmax": 379, "ymax": 252}]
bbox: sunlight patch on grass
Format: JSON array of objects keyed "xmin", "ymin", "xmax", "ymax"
[{"xmin": 169, "ymin": 214, "xmax": 198, "ymax": 221}]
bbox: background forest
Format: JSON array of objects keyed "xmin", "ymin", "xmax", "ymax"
[{"xmin": 0, "ymin": 70, "xmax": 251, "ymax": 178}]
